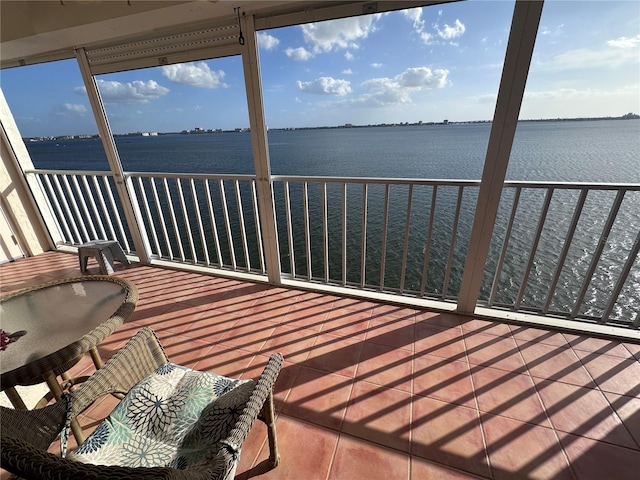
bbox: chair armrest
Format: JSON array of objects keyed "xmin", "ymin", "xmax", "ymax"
[
  {"xmin": 0, "ymin": 399, "xmax": 68, "ymax": 450},
  {"xmin": 227, "ymin": 353, "xmax": 283, "ymax": 448},
  {"xmin": 70, "ymin": 327, "xmax": 169, "ymax": 417},
  {"xmin": 1, "ymin": 434, "xmax": 212, "ymax": 480}
]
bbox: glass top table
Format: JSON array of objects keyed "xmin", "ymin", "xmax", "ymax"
[{"xmin": 0, "ymin": 276, "xmax": 138, "ymax": 402}]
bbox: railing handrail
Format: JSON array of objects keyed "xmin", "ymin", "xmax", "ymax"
[
  {"xmin": 503, "ymin": 180, "xmax": 640, "ymax": 190},
  {"xmin": 25, "ymin": 169, "xmax": 257, "ymax": 183},
  {"xmin": 24, "ymin": 169, "xmax": 116, "ymax": 177},
  {"xmin": 272, "ymin": 175, "xmax": 480, "ymax": 187},
  {"xmin": 26, "ymin": 169, "xmax": 640, "ymax": 191}
]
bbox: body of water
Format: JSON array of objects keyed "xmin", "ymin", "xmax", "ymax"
[{"xmin": 25, "ymin": 120, "xmax": 640, "ymax": 323}]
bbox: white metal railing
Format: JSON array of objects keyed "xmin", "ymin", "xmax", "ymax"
[
  {"xmin": 271, "ymin": 176, "xmax": 481, "ymax": 302},
  {"xmin": 126, "ymin": 172, "xmax": 265, "ymax": 274},
  {"xmin": 30, "ymin": 169, "xmax": 131, "ymax": 253},
  {"xmin": 24, "ymin": 168, "xmax": 640, "ymax": 329},
  {"xmin": 481, "ymin": 182, "xmax": 640, "ymax": 327}
]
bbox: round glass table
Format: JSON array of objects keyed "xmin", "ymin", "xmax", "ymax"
[{"xmin": 0, "ymin": 276, "xmax": 138, "ymax": 412}]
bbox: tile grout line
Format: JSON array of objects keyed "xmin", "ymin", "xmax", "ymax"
[
  {"xmin": 568, "ymin": 334, "xmax": 640, "ymax": 452},
  {"xmin": 516, "ymin": 331, "xmax": 579, "ymax": 480},
  {"xmin": 408, "ymin": 315, "xmax": 416, "ymax": 480},
  {"xmin": 460, "ymin": 323, "xmax": 494, "ymax": 480}
]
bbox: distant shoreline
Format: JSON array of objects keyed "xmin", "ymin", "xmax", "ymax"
[{"xmin": 22, "ymin": 113, "xmax": 639, "ymax": 142}]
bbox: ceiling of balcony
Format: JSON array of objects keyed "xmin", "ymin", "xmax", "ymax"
[
  {"xmin": 0, "ymin": 0, "xmax": 446, "ymax": 68},
  {"xmin": 0, "ymin": 1, "xmax": 305, "ymax": 64}
]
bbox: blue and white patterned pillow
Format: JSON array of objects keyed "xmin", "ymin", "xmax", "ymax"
[{"xmin": 68, "ymin": 363, "xmax": 255, "ymax": 471}]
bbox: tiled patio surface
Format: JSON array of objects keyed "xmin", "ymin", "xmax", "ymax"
[{"xmin": 2, "ymin": 251, "xmax": 640, "ymax": 479}]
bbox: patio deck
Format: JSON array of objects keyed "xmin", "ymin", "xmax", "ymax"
[{"xmin": 1, "ymin": 251, "xmax": 639, "ymax": 479}]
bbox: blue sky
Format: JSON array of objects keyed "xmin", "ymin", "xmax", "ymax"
[{"xmin": 2, "ymin": 0, "xmax": 639, "ymax": 137}]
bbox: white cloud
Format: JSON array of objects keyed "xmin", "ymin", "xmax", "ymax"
[
  {"xmin": 61, "ymin": 103, "xmax": 87, "ymax": 115},
  {"xmin": 397, "ymin": 67, "xmax": 449, "ymax": 88},
  {"xmin": 344, "ymin": 51, "xmax": 354, "ymax": 61},
  {"xmin": 420, "ymin": 32, "xmax": 434, "ymax": 45},
  {"xmin": 297, "ymin": 77, "xmax": 352, "ymax": 96},
  {"xmin": 475, "ymin": 93, "xmax": 498, "ymax": 104},
  {"xmin": 520, "ymin": 84, "xmax": 639, "ymax": 118},
  {"xmin": 57, "ymin": 103, "xmax": 88, "ymax": 117},
  {"xmin": 401, "ymin": 7, "xmax": 424, "ymax": 31},
  {"xmin": 346, "ymin": 66, "xmax": 449, "ymax": 107},
  {"xmin": 258, "ymin": 32, "xmax": 280, "ymax": 51},
  {"xmin": 435, "ymin": 19, "xmax": 466, "ymax": 40},
  {"xmin": 523, "ymin": 86, "xmax": 639, "ymax": 101},
  {"xmin": 371, "ymin": 63, "xmax": 383, "ymax": 68},
  {"xmin": 607, "ymin": 34, "xmax": 640, "ymax": 49},
  {"xmin": 536, "ymin": 43, "xmax": 639, "ymax": 71},
  {"xmin": 301, "ymin": 16, "xmax": 379, "ymax": 53},
  {"xmin": 402, "ymin": 8, "xmax": 464, "ymax": 46},
  {"xmin": 161, "ymin": 62, "xmax": 226, "ymax": 88},
  {"xmin": 342, "ymin": 69, "xmax": 353, "ymax": 75},
  {"xmin": 77, "ymin": 79, "xmax": 170, "ymax": 104},
  {"xmin": 285, "ymin": 47, "xmax": 314, "ymax": 61}
]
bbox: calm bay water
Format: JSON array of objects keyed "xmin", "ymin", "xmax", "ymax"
[
  {"xmin": 25, "ymin": 120, "xmax": 640, "ymax": 322},
  {"xmin": 26, "ymin": 120, "xmax": 640, "ymax": 182}
]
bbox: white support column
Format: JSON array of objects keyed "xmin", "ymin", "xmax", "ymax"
[
  {"xmin": 457, "ymin": 0, "xmax": 544, "ymax": 314},
  {"xmin": 240, "ymin": 13, "xmax": 282, "ymax": 285},
  {"xmin": 75, "ymin": 48, "xmax": 151, "ymax": 263}
]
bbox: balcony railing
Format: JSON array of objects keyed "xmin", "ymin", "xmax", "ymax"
[{"xmin": 25, "ymin": 168, "xmax": 640, "ymax": 330}]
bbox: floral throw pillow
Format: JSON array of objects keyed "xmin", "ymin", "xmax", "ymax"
[{"xmin": 68, "ymin": 363, "xmax": 255, "ymax": 470}]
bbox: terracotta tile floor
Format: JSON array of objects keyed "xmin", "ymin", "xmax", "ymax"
[{"xmin": 2, "ymin": 251, "xmax": 640, "ymax": 479}]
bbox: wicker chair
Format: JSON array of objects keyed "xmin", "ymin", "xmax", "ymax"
[{"xmin": 1, "ymin": 327, "xmax": 283, "ymax": 479}]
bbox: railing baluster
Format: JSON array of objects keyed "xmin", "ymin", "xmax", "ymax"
[
  {"xmin": 103, "ymin": 175, "xmax": 131, "ymax": 252},
  {"xmin": 72, "ymin": 175, "xmax": 96, "ymax": 239},
  {"xmin": 53, "ymin": 174, "xmax": 82, "ymax": 244},
  {"xmin": 250, "ymin": 180, "xmax": 265, "ymax": 274},
  {"xmin": 543, "ymin": 189, "xmax": 588, "ymax": 314},
  {"xmin": 399, "ymin": 184, "xmax": 414, "ymax": 294},
  {"xmin": 34, "ymin": 173, "xmax": 64, "ymax": 241},
  {"xmin": 190, "ymin": 178, "xmax": 209, "ymax": 265},
  {"xmin": 420, "ymin": 186, "xmax": 437, "ymax": 297},
  {"xmin": 136, "ymin": 176, "xmax": 162, "ymax": 257},
  {"xmin": 572, "ymin": 190, "xmax": 626, "ymax": 318},
  {"xmin": 163, "ymin": 177, "xmax": 184, "ymax": 262},
  {"xmin": 284, "ymin": 181, "xmax": 295, "ymax": 277},
  {"xmin": 219, "ymin": 179, "xmax": 236, "ymax": 270},
  {"xmin": 342, "ymin": 182, "xmax": 347, "ymax": 286},
  {"xmin": 62, "ymin": 174, "xmax": 89, "ymax": 242},
  {"xmin": 442, "ymin": 186, "xmax": 464, "ymax": 300},
  {"xmin": 83, "ymin": 175, "xmax": 107, "ymax": 240},
  {"xmin": 600, "ymin": 229, "xmax": 640, "ymax": 324},
  {"xmin": 360, "ymin": 183, "xmax": 368, "ymax": 288},
  {"xmin": 489, "ymin": 187, "xmax": 521, "ymax": 306},
  {"xmin": 95, "ymin": 176, "xmax": 118, "ymax": 243},
  {"xmin": 43, "ymin": 174, "xmax": 73, "ymax": 242},
  {"xmin": 204, "ymin": 179, "xmax": 223, "ymax": 267},
  {"xmin": 176, "ymin": 178, "xmax": 197, "ymax": 263},
  {"xmin": 322, "ymin": 182, "xmax": 329, "ymax": 283},
  {"xmin": 515, "ymin": 187, "xmax": 554, "ymax": 310},
  {"xmin": 234, "ymin": 180, "xmax": 251, "ymax": 271},
  {"xmin": 379, "ymin": 183, "xmax": 390, "ymax": 291},
  {"xmin": 150, "ymin": 176, "xmax": 173, "ymax": 259},
  {"xmin": 303, "ymin": 181, "xmax": 312, "ymax": 280}
]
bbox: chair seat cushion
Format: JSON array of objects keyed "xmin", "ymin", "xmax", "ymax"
[{"xmin": 68, "ymin": 363, "xmax": 255, "ymax": 469}]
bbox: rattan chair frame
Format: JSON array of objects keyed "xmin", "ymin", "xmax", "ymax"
[{"xmin": 1, "ymin": 327, "xmax": 283, "ymax": 479}]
